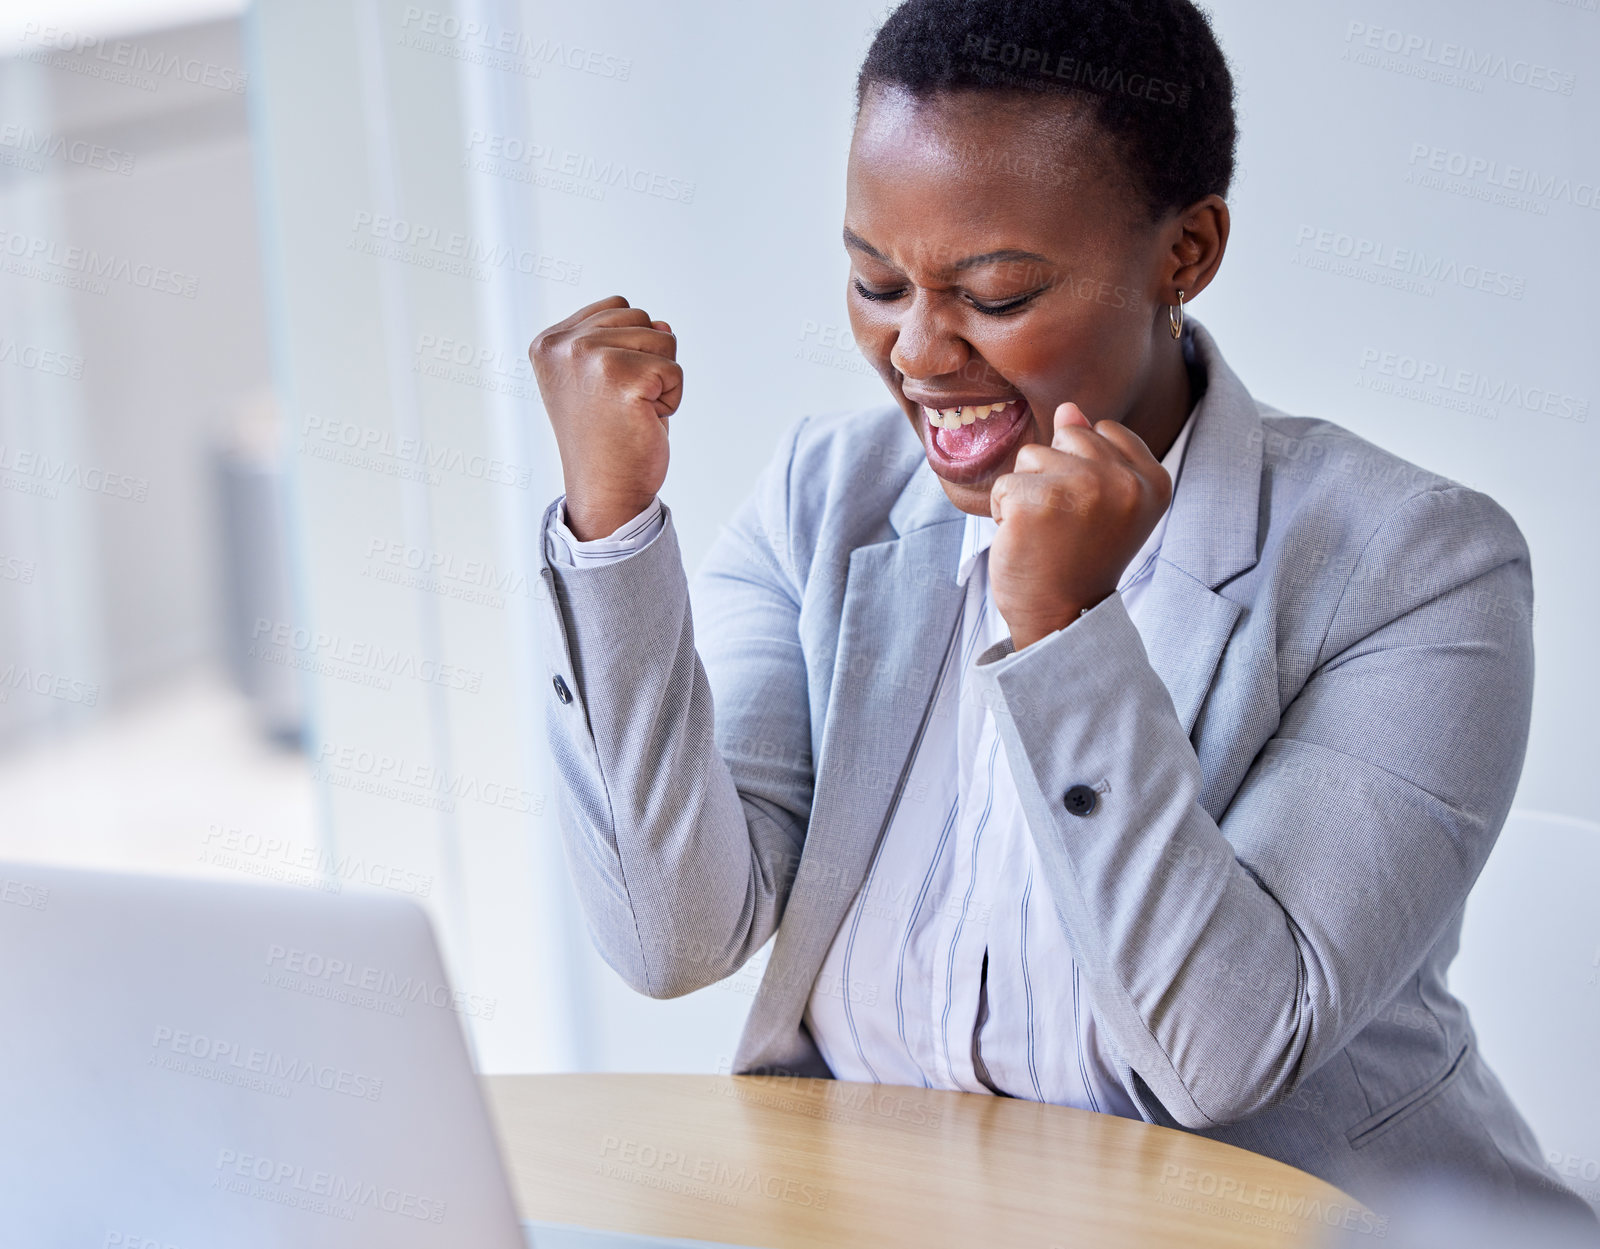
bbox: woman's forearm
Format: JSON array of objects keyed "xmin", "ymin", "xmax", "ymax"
[
  {"xmin": 975, "ymin": 485, "xmax": 1533, "ymax": 1127},
  {"xmin": 535, "ymin": 483, "xmax": 814, "ymax": 998}
]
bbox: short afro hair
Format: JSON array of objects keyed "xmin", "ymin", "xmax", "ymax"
[{"xmin": 856, "ymin": 0, "xmax": 1237, "ymax": 222}]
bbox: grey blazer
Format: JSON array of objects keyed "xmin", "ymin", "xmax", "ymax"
[{"xmin": 534, "ymin": 319, "xmax": 1588, "ymax": 1218}]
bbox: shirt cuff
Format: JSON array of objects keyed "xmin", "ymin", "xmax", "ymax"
[{"xmin": 548, "ymin": 496, "xmax": 664, "ymax": 567}]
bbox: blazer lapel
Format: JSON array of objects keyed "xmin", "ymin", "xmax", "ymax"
[
  {"xmin": 1137, "ymin": 564, "xmax": 1244, "ymax": 739},
  {"xmin": 740, "ymin": 460, "xmax": 965, "ymax": 1069},
  {"xmin": 1133, "ymin": 320, "xmax": 1263, "ymax": 739}
]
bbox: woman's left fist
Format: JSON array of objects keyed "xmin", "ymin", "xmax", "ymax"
[{"xmin": 988, "ymin": 402, "xmax": 1173, "ymax": 651}]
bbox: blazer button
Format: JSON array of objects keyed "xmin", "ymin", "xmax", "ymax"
[
  {"xmin": 552, "ymin": 674, "xmax": 573, "ymax": 705},
  {"xmin": 1063, "ymin": 784, "xmax": 1097, "ymax": 817}
]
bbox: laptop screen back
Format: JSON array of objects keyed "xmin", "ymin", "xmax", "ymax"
[{"xmin": 0, "ymin": 860, "xmax": 525, "ymax": 1249}]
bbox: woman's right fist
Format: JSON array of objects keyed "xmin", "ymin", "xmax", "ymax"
[{"xmin": 529, "ymin": 295, "xmax": 681, "ymax": 541}]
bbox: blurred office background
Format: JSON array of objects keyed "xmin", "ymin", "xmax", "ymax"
[{"xmin": 0, "ymin": 0, "xmax": 1595, "ymax": 1213}]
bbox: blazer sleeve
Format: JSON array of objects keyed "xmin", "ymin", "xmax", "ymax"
[
  {"xmin": 533, "ymin": 421, "xmax": 814, "ymax": 998},
  {"xmin": 969, "ymin": 483, "xmax": 1535, "ymax": 1128}
]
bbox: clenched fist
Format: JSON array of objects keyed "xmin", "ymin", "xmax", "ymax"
[
  {"xmin": 529, "ymin": 295, "xmax": 682, "ymax": 541},
  {"xmin": 988, "ymin": 402, "xmax": 1172, "ymax": 651}
]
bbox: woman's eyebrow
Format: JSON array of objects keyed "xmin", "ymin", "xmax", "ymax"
[
  {"xmin": 949, "ymin": 248, "xmax": 1052, "ymax": 273},
  {"xmin": 842, "ymin": 228, "xmax": 1050, "ymax": 274},
  {"xmin": 842, "ymin": 227, "xmax": 893, "ymax": 263}
]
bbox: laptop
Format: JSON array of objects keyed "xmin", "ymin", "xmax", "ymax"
[{"xmin": 0, "ymin": 860, "xmax": 747, "ymax": 1249}]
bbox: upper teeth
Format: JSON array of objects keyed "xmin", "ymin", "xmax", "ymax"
[{"xmin": 923, "ymin": 402, "xmax": 1012, "ymax": 429}]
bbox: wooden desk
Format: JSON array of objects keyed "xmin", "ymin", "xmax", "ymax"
[{"xmin": 484, "ymin": 1074, "xmax": 1370, "ymax": 1248}]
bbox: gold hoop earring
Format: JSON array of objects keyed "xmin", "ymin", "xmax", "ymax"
[{"xmin": 1169, "ymin": 290, "xmax": 1185, "ymax": 340}]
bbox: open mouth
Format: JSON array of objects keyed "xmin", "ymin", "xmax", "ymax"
[{"xmin": 917, "ymin": 399, "xmax": 1034, "ymax": 486}]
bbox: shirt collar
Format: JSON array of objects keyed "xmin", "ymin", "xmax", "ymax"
[{"xmin": 956, "ymin": 402, "xmax": 1198, "ymax": 588}]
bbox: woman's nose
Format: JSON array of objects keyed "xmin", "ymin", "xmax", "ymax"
[{"xmin": 888, "ymin": 292, "xmax": 969, "ymax": 382}]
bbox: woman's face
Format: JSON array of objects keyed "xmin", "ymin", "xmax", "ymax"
[{"xmin": 844, "ymin": 84, "xmax": 1192, "ymax": 516}]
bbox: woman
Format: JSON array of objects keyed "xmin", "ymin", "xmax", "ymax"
[{"xmin": 528, "ymin": 0, "xmax": 1587, "ymax": 1219}]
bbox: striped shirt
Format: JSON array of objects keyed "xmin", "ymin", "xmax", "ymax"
[{"xmin": 803, "ymin": 409, "xmax": 1195, "ymax": 1110}]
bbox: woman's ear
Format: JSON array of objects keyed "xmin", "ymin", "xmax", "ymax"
[{"xmin": 1165, "ymin": 194, "xmax": 1230, "ymax": 304}]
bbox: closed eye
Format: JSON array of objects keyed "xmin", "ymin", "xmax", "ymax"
[
  {"xmin": 851, "ymin": 278, "xmax": 1042, "ymax": 316},
  {"xmin": 969, "ymin": 291, "xmax": 1040, "ymax": 315},
  {"xmin": 851, "ymin": 278, "xmax": 904, "ymax": 302}
]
